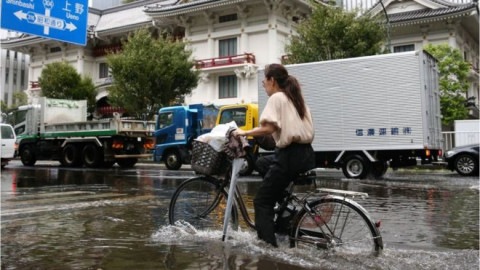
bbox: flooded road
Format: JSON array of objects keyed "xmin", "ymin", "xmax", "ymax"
[{"xmin": 1, "ymin": 161, "xmax": 478, "ymax": 269}]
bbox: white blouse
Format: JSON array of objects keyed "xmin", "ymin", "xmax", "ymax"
[{"xmin": 259, "ymin": 92, "xmax": 314, "ymax": 148}]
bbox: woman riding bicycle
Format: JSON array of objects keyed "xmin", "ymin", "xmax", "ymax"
[{"xmin": 233, "ymin": 63, "xmax": 315, "ymax": 247}]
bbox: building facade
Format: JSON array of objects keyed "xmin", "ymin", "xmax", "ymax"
[
  {"xmin": 1, "ymin": 0, "xmax": 478, "ymax": 117},
  {"xmin": 367, "ymin": 0, "xmax": 479, "ymax": 118},
  {"xmin": 0, "ymin": 30, "xmax": 30, "ymax": 108}
]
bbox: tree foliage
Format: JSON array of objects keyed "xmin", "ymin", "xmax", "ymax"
[
  {"xmin": 424, "ymin": 44, "xmax": 471, "ymax": 127},
  {"xmin": 1, "ymin": 92, "xmax": 28, "ymax": 113},
  {"xmin": 38, "ymin": 61, "xmax": 96, "ymax": 113},
  {"xmin": 106, "ymin": 28, "xmax": 199, "ymax": 119},
  {"xmin": 285, "ymin": 3, "xmax": 386, "ymax": 63}
]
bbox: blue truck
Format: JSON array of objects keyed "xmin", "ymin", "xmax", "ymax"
[{"xmin": 153, "ymin": 104, "xmax": 219, "ymax": 170}]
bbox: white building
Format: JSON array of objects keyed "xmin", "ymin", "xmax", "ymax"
[
  {"xmin": 367, "ymin": 0, "xmax": 479, "ymax": 118},
  {"xmin": 1, "ymin": 0, "xmax": 478, "ymax": 117},
  {"xmin": 0, "ymin": 30, "xmax": 30, "ymax": 108}
]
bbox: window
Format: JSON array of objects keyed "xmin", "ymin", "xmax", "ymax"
[
  {"xmin": 219, "ymin": 107, "xmax": 246, "ymax": 127},
  {"xmin": 1, "ymin": 125, "xmax": 15, "ymax": 139},
  {"xmin": 219, "ymin": 38, "xmax": 237, "ymax": 57},
  {"xmin": 157, "ymin": 112, "xmax": 173, "ymax": 129},
  {"xmin": 13, "ymin": 70, "xmax": 17, "ymax": 85},
  {"xmin": 393, "ymin": 44, "xmax": 415, "ymax": 53},
  {"xmin": 21, "ymin": 70, "xmax": 25, "ymax": 86},
  {"xmin": 5, "ymin": 69, "xmax": 9, "ymax": 83},
  {"xmin": 50, "ymin": 47, "xmax": 61, "ymax": 53},
  {"xmin": 219, "ymin": 13, "xmax": 237, "ymax": 23},
  {"xmin": 99, "ymin": 63, "xmax": 109, "ymax": 78},
  {"xmin": 219, "ymin": 75, "xmax": 237, "ymax": 99}
]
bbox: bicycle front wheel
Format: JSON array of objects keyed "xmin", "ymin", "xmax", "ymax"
[
  {"xmin": 291, "ymin": 197, "xmax": 382, "ymax": 255},
  {"xmin": 168, "ymin": 176, "xmax": 238, "ymax": 231}
]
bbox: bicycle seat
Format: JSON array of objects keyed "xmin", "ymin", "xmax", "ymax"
[{"xmin": 293, "ymin": 170, "xmax": 316, "ymax": 186}]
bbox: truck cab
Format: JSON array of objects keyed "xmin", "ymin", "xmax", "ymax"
[
  {"xmin": 216, "ymin": 103, "xmax": 259, "ymax": 175},
  {"xmin": 153, "ymin": 104, "xmax": 219, "ymax": 170}
]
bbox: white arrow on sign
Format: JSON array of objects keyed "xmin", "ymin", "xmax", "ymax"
[{"xmin": 13, "ymin": 10, "xmax": 77, "ymax": 32}]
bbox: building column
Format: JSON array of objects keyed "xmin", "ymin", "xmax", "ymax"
[
  {"xmin": 203, "ymin": 11, "xmax": 215, "ymax": 58},
  {"xmin": 237, "ymin": 4, "xmax": 250, "ymax": 54},
  {"xmin": 77, "ymin": 49, "xmax": 85, "ymax": 76},
  {"xmin": 446, "ymin": 20, "xmax": 459, "ymax": 49},
  {"xmin": 420, "ymin": 25, "xmax": 429, "ymax": 47}
]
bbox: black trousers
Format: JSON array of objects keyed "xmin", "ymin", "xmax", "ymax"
[{"xmin": 254, "ymin": 143, "xmax": 315, "ymax": 247}]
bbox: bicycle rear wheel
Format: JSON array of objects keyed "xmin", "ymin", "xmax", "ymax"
[
  {"xmin": 291, "ymin": 197, "xmax": 382, "ymax": 255},
  {"xmin": 168, "ymin": 176, "xmax": 238, "ymax": 231}
]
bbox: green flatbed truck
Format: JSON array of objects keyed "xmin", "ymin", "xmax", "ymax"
[{"xmin": 7, "ymin": 97, "xmax": 155, "ymax": 168}]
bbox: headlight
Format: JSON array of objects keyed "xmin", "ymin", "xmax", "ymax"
[{"xmin": 445, "ymin": 150, "xmax": 455, "ymax": 158}]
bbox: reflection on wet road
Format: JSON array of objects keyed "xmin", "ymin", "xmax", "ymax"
[{"xmin": 1, "ymin": 162, "xmax": 478, "ymax": 269}]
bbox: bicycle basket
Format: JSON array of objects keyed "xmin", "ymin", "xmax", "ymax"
[{"xmin": 191, "ymin": 140, "xmax": 227, "ymax": 175}]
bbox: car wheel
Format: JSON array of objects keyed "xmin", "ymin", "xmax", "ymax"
[
  {"xmin": 165, "ymin": 150, "xmax": 182, "ymax": 170},
  {"xmin": 60, "ymin": 144, "xmax": 82, "ymax": 167},
  {"xmin": 82, "ymin": 144, "xmax": 104, "ymax": 168},
  {"xmin": 454, "ymin": 154, "xmax": 479, "ymax": 176},
  {"xmin": 20, "ymin": 145, "xmax": 37, "ymax": 166},
  {"xmin": 342, "ymin": 155, "xmax": 369, "ymax": 179}
]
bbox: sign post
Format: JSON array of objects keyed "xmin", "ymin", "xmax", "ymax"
[{"xmin": 1, "ymin": 0, "xmax": 89, "ymax": 46}]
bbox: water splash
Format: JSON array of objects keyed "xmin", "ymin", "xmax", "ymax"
[{"xmin": 152, "ymin": 223, "xmax": 479, "ymax": 270}]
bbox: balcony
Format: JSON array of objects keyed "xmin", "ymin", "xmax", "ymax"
[
  {"xmin": 30, "ymin": 81, "xmax": 40, "ymax": 89},
  {"xmin": 195, "ymin": 53, "xmax": 256, "ymax": 69},
  {"xmin": 97, "ymin": 106, "xmax": 126, "ymax": 115},
  {"xmin": 93, "ymin": 44, "xmax": 123, "ymax": 57}
]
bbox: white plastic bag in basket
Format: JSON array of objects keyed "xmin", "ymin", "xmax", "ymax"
[{"xmin": 196, "ymin": 121, "xmax": 238, "ymax": 152}]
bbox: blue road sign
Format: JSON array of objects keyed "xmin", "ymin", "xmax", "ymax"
[{"xmin": 1, "ymin": 0, "xmax": 89, "ymax": 46}]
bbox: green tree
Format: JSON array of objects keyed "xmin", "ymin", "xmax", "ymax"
[
  {"xmin": 106, "ymin": 28, "xmax": 199, "ymax": 119},
  {"xmin": 285, "ymin": 3, "xmax": 386, "ymax": 63},
  {"xmin": 38, "ymin": 62, "xmax": 96, "ymax": 113},
  {"xmin": 1, "ymin": 91, "xmax": 28, "ymax": 112},
  {"xmin": 424, "ymin": 44, "xmax": 471, "ymax": 127}
]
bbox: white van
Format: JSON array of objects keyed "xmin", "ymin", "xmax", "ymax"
[{"xmin": 1, "ymin": 123, "xmax": 16, "ymax": 168}]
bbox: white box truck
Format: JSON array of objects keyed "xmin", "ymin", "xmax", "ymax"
[
  {"xmin": 258, "ymin": 51, "xmax": 443, "ymax": 179},
  {"xmin": 7, "ymin": 97, "xmax": 155, "ymax": 168}
]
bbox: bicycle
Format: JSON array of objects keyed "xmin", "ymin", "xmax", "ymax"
[{"xmin": 168, "ymin": 150, "xmax": 384, "ymax": 255}]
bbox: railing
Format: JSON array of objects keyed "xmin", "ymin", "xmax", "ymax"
[
  {"xmin": 442, "ymin": 131, "xmax": 480, "ymax": 151},
  {"xmin": 97, "ymin": 106, "xmax": 126, "ymax": 115},
  {"xmin": 195, "ymin": 53, "xmax": 256, "ymax": 69},
  {"xmin": 30, "ymin": 81, "xmax": 40, "ymax": 88}
]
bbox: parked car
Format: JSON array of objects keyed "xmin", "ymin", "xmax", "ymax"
[
  {"xmin": 444, "ymin": 144, "xmax": 479, "ymax": 176},
  {"xmin": 1, "ymin": 123, "xmax": 16, "ymax": 168}
]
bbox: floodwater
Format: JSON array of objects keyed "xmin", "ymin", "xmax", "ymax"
[{"xmin": 1, "ymin": 162, "xmax": 479, "ymax": 269}]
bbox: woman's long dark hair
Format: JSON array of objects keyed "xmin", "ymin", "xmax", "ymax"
[{"xmin": 264, "ymin": 63, "xmax": 307, "ymax": 119}]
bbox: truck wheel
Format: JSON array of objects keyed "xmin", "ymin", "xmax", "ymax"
[
  {"xmin": 165, "ymin": 150, "xmax": 182, "ymax": 170},
  {"xmin": 60, "ymin": 144, "xmax": 81, "ymax": 167},
  {"xmin": 117, "ymin": 158, "xmax": 138, "ymax": 168},
  {"xmin": 20, "ymin": 145, "xmax": 36, "ymax": 166},
  {"xmin": 82, "ymin": 144, "xmax": 104, "ymax": 168},
  {"xmin": 368, "ymin": 161, "xmax": 388, "ymax": 179},
  {"xmin": 342, "ymin": 155, "xmax": 369, "ymax": 179},
  {"xmin": 239, "ymin": 154, "xmax": 255, "ymax": 176},
  {"xmin": 454, "ymin": 154, "xmax": 479, "ymax": 176}
]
